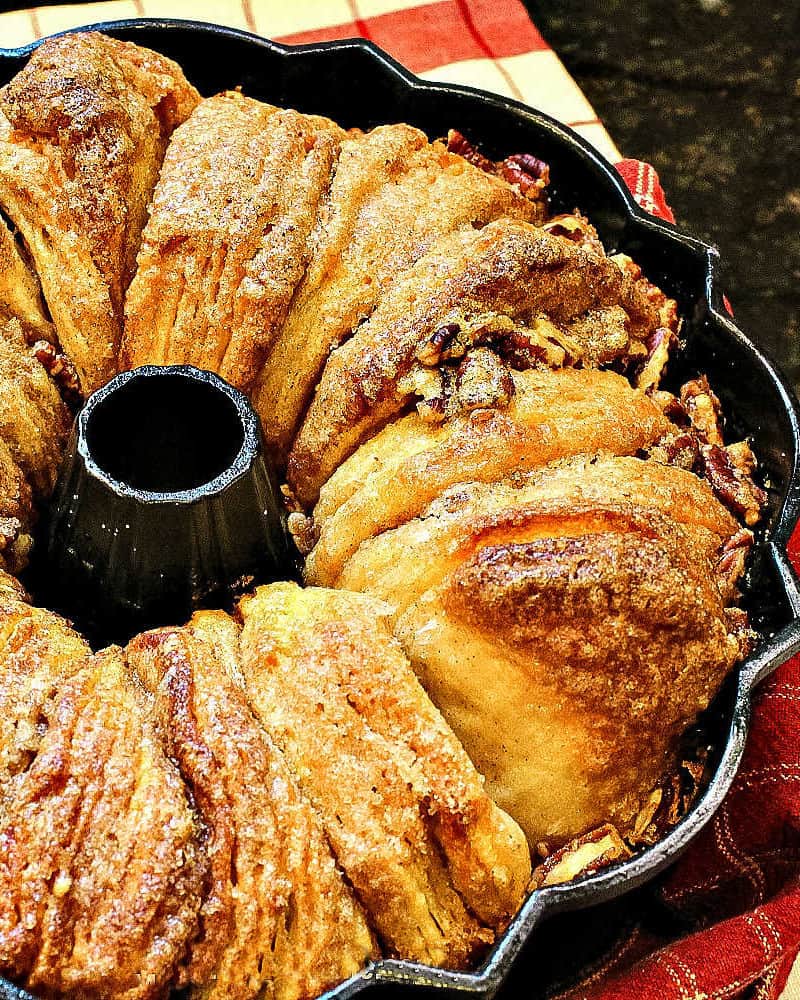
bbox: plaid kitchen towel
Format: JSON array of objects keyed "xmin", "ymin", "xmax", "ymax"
[{"xmin": 0, "ymin": 0, "xmax": 796, "ymax": 997}]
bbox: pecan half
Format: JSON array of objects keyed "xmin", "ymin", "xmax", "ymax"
[
  {"xmin": 446, "ymin": 129, "xmax": 549, "ymax": 201},
  {"xmin": 699, "ymin": 443, "xmax": 767, "ymax": 525},
  {"xmin": 636, "ymin": 326, "xmax": 679, "ymax": 392},
  {"xmin": 715, "ymin": 528, "xmax": 753, "ymax": 601}
]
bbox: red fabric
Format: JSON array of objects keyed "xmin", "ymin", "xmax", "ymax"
[
  {"xmin": 275, "ymin": 0, "xmax": 548, "ymax": 74},
  {"xmin": 616, "ymin": 158, "xmax": 676, "ymax": 224}
]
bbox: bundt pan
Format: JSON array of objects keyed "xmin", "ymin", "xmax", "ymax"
[{"xmin": 2, "ymin": 18, "xmax": 800, "ymax": 1000}]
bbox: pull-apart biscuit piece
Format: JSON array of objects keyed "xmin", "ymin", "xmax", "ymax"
[
  {"xmin": 335, "ymin": 456, "xmax": 749, "ymax": 846},
  {"xmin": 289, "ymin": 218, "xmax": 677, "ymax": 505},
  {"xmin": 0, "ymin": 317, "xmax": 70, "ymax": 500},
  {"xmin": 304, "ymin": 367, "xmax": 669, "ymax": 585},
  {"xmin": 251, "ymin": 125, "xmax": 543, "ymax": 460},
  {"xmin": 123, "ymin": 92, "xmax": 344, "ymax": 391},
  {"xmin": 237, "ymin": 583, "xmax": 531, "ymax": 968},
  {"xmin": 0, "ymin": 32, "xmax": 200, "ymax": 391},
  {"xmin": 0, "ymin": 214, "xmax": 54, "ymax": 345},
  {"xmin": 126, "ymin": 610, "xmax": 377, "ymax": 1000},
  {"xmin": 0, "ymin": 595, "xmax": 205, "ymax": 999}
]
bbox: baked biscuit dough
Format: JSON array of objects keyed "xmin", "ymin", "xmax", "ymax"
[
  {"xmin": 122, "ymin": 93, "xmax": 345, "ymax": 391},
  {"xmin": 0, "ymin": 215, "xmax": 54, "ymax": 345},
  {"xmin": 126, "ymin": 611, "xmax": 377, "ymax": 1000},
  {"xmin": 304, "ymin": 367, "xmax": 670, "ymax": 586},
  {"xmin": 289, "ymin": 219, "xmax": 666, "ymax": 504},
  {"xmin": 0, "ymin": 583, "xmax": 205, "ymax": 1000},
  {"xmin": 238, "ymin": 583, "xmax": 531, "ymax": 966},
  {"xmin": 251, "ymin": 124, "xmax": 544, "ymax": 459},
  {"xmin": 0, "ymin": 32, "xmax": 199, "ymax": 391},
  {"xmin": 0, "ymin": 317, "xmax": 70, "ymax": 499},
  {"xmin": 335, "ymin": 456, "xmax": 747, "ymax": 845}
]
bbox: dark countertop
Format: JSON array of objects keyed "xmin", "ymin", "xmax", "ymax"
[{"xmin": 527, "ymin": 0, "xmax": 800, "ymax": 388}]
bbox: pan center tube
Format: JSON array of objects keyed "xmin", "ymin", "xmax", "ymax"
[{"xmin": 43, "ymin": 365, "xmax": 295, "ymax": 645}]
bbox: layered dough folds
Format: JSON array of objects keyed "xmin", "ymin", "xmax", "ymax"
[
  {"xmin": 0, "ymin": 32, "xmax": 199, "ymax": 392},
  {"xmin": 327, "ymin": 455, "xmax": 747, "ymax": 842},
  {"xmin": 0, "ymin": 574, "xmax": 530, "ymax": 997},
  {"xmin": 123, "ymin": 92, "xmax": 345, "ymax": 390}
]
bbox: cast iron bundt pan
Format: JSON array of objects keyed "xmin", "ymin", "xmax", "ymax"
[{"xmin": 2, "ymin": 18, "xmax": 800, "ymax": 1000}]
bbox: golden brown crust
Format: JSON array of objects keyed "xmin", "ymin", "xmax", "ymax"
[
  {"xmin": 332, "ymin": 456, "xmax": 744, "ymax": 845},
  {"xmin": 289, "ymin": 218, "xmax": 676, "ymax": 505},
  {"xmin": 237, "ymin": 583, "xmax": 531, "ymax": 967},
  {"xmin": 126, "ymin": 611, "xmax": 377, "ymax": 1000},
  {"xmin": 0, "ymin": 436, "xmax": 33, "ymax": 575},
  {"xmin": 251, "ymin": 126, "xmax": 543, "ymax": 461},
  {"xmin": 122, "ymin": 92, "xmax": 345, "ymax": 391},
  {"xmin": 305, "ymin": 368, "xmax": 670, "ymax": 586},
  {"xmin": 0, "ymin": 317, "xmax": 70, "ymax": 500},
  {"xmin": 336, "ymin": 455, "xmax": 740, "ymax": 612},
  {"xmin": 0, "ymin": 608, "xmax": 206, "ymax": 999},
  {"xmin": 0, "ymin": 572, "xmax": 89, "ymax": 789},
  {"xmin": 0, "ymin": 32, "xmax": 200, "ymax": 391},
  {"xmin": 0, "ymin": 214, "xmax": 54, "ymax": 345}
]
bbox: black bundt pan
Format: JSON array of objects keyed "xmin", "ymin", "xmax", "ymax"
[{"xmin": 2, "ymin": 18, "xmax": 800, "ymax": 1000}]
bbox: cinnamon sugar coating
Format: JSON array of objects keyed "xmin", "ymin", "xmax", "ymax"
[
  {"xmin": 0, "ymin": 32, "xmax": 199, "ymax": 391},
  {"xmin": 122, "ymin": 92, "xmax": 345, "ymax": 391},
  {"xmin": 0, "ymin": 30, "xmax": 769, "ymax": 995},
  {"xmin": 126, "ymin": 611, "xmax": 377, "ymax": 1000},
  {"xmin": 305, "ymin": 367, "xmax": 670, "ymax": 585},
  {"xmin": 0, "ymin": 580, "xmax": 205, "ymax": 999},
  {"xmin": 250, "ymin": 123, "xmax": 544, "ymax": 460},
  {"xmin": 333, "ymin": 455, "xmax": 747, "ymax": 844},
  {"xmin": 290, "ymin": 219, "xmax": 669, "ymax": 505},
  {"xmin": 238, "ymin": 583, "xmax": 531, "ymax": 965}
]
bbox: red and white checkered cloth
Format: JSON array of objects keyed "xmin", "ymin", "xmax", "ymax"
[{"xmin": 0, "ymin": 1, "xmax": 797, "ymax": 997}]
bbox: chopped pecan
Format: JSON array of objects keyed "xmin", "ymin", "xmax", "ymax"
[
  {"xmin": 414, "ymin": 365, "xmax": 456, "ymax": 423},
  {"xmin": 542, "ymin": 212, "xmax": 600, "ymax": 250},
  {"xmin": 530, "ymin": 823, "xmax": 631, "ymax": 889},
  {"xmin": 647, "ymin": 430, "xmax": 700, "ymax": 471},
  {"xmin": 724, "ymin": 606, "xmax": 757, "ymax": 658},
  {"xmin": 680, "ymin": 375, "xmax": 724, "ymax": 446},
  {"xmin": 630, "ymin": 789, "xmax": 663, "ymax": 846},
  {"xmin": 454, "ymin": 347, "xmax": 515, "ymax": 412},
  {"xmin": 650, "ymin": 390, "xmax": 691, "ymax": 427},
  {"xmin": 636, "ymin": 326, "xmax": 679, "ymax": 392},
  {"xmin": 716, "ymin": 528, "xmax": 753, "ymax": 602},
  {"xmin": 499, "ymin": 153, "xmax": 550, "ymax": 198},
  {"xmin": 446, "ymin": 128, "xmax": 495, "ymax": 172},
  {"xmin": 287, "ymin": 512, "xmax": 317, "ymax": 556},
  {"xmin": 415, "ymin": 323, "xmax": 462, "ymax": 366},
  {"xmin": 446, "ymin": 129, "xmax": 549, "ymax": 202},
  {"xmin": 33, "ymin": 338, "xmax": 83, "ymax": 407},
  {"xmin": 627, "ymin": 746, "xmax": 711, "ymax": 847},
  {"xmin": 717, "ymin": 528, "xmax": 753, "ymax": 576},
  {"xmin": 480, "ymin": 319, "xmax": 576, "ymax": 369},
  {"xmin": 504, "ymin": 151, "xmax": 550, "ymax": 182}
]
